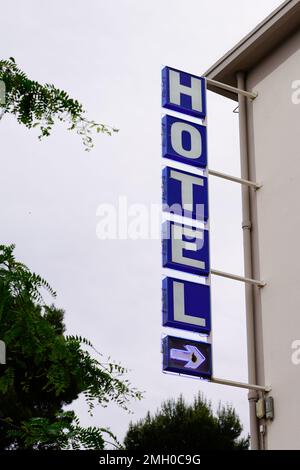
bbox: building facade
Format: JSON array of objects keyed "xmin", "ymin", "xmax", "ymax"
[{"xmin": 205, "ymin": 0, "xmax": 300, "ymax": 450}]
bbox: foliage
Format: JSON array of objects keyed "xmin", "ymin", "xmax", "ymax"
[
  {"xmin": 0, "ymin": 244, "xmax": 141, "ymax": 449},
  {"xmin": 6, "ymin": 411, "xmax": 120, "ymax": 450},
  {"xmin": 124, "ymin": 394, "xmax": 249, "ymax": 451},
  {"xmin": 0, "ymin": 58, "xmax": 118, "ymax": 150}
]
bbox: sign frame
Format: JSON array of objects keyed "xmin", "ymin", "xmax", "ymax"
[
  {"xmin": 162, "ymin": 335, "xmax": 213, "ymax": 379},
  {"xmin": 162, "ymin": 66, "xmax": 207, "ymax": 119},
  {"xmin": 162, "ymin": 221, "xmax": 210, "ymax": 277},
  {"xmin": 162, "ymin": 276, "xmax": 211, "ymax": 334},
  {"xmin": 162, "ymin": 166, "xmax": 209, "ymax": 221},
  {"xmin": 162, "ymin": 114, "xmax": 208, "ymax": 169}
]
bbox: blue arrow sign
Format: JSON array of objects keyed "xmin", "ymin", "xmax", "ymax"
[{"xmin": 163, "ymin": 335, "xmax": 212, "ymax": 379}]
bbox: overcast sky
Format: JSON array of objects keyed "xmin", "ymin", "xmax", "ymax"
[{"xmin": 0, "ymin": 0, "xmax": 283, "ymax": 444}]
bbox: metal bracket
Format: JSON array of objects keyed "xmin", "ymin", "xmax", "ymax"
[
  {"xmin": 211, "ymin": 377, "xmax": 271, "ymax": 393},
  {"xmin": 206, "ymin": 77, "xmax": 258, "ymax": 101},
  {"xmin": 211, "ymin": 269, "xmax": 266, "ymax": 288},
  {"xmin": 208, "ymin": 169, "xmax": 262, "ymax": 190}
]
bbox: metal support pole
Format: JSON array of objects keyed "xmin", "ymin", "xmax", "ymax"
[
  {"xmin": 211, "ymin": 269, "xmax": 265, "ymax": 288},
  {"xmin": 237, "ymin": 71, "xmax": 259, "ymax": 450},
  {"xmin": 211, "ymin": 377, "xmax": 271, "ymax": 393},
  {"xmin": 208, "ymin": 169, "xmax": 262, "ymax": 190},
  {"xmin": 206, "ymin": 77, "xmax": 258, "ymax": 100}
]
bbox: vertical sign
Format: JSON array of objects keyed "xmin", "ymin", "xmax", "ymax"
[{"xmin": 161, "ymin": 66, "xmax": 212, "ymax": 380}]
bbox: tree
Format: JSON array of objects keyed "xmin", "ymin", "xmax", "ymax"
[
  {"xmin": 124, "ymin": 394, "xmax": 249, "ymax": 451},
  {"xmin": 0, "ymin": 58, "xmax": 118, "ymax": 150},
  {"xmin": 0, "ymin": 244, "xmax": 142, "ymax": 449}
]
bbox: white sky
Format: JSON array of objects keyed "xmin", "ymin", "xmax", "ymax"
[{"xmin": 0, "ymin": 0, "xmax": 283, "ymax": 445}]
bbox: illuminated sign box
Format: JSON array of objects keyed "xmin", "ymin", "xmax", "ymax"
[
  {"xmin": 161, "ymin": 65, "xmax": 212, "ymax": 383},
  {"xmin": 162, "ymin": 277, "xmax": 211, "ymax": 334},
  {"xmin": 162, "ymin": 221, "xmax": 210, "ymax": 277},
  {"xmin": 162, "ymin": 115, "xmax": 207, "ymax": 169},
  {"xmin": 162, "ymin": 66, "xmax": 207, "ymax": 119},
  {"xmin": 162, "ymin": 166, "xmax": 209, "ymax": 221},
  {"xmin": 162, "ymin": 335, "xmax": 212, "ymax": 379}
]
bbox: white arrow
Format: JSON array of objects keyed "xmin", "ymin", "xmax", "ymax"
[{"xmin": 170, "ymin": 345, "xmax": 206, "ymax": 370}]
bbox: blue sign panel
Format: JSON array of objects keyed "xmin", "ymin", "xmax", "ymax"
[
  {"xmin": 163, "ymin": 335, "xmax": 212, "ymax": 379},
  {"xmin": 162, "ymin": 166, "xmax": 208, "ymax": 221},
  {"xmin": 162, "ymin": 115, "xmax": 207, "ymax": 169},
  {"xmin": 162, "ymin": 66, "xmax": 206, "ymax": 119},
  {"xmin": 162, "ymin": 221, "xmax": 210, "ymax": 276},
  {"xmin": 162, "ymin": 277, "xmax": 211, "ymax": 334}
]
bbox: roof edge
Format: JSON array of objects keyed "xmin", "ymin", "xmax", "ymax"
[{"xmin": 203, "ymin": 0, "xmax": 300, "ymax": 100}]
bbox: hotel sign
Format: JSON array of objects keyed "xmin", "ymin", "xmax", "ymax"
[{"xmin": 161, "ymin": 66, "xmax": 212, "ymax": 380}]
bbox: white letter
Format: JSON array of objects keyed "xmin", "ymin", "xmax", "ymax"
[
  {"xmin": 170, "ymin": 169, "xmax": 203, "ymax": 209},
  {"xmin": 173, "ymin": 281, "xmax": 206, "ymax": 327},
  {"xmin": 171, "ymin": 224, "xmax": 206, "ymax": 270},
  {"xmin": 169, "ymin": 69, "xmax": 203, "ymax": 113},
  {"xmin": 171, "ymin": 121, "xmax": 202, "ymax": 159}
]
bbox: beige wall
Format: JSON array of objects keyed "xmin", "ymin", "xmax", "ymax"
[{"xmin": 247, "ymin": 28, "xmax": 300, "ymax": 450}]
